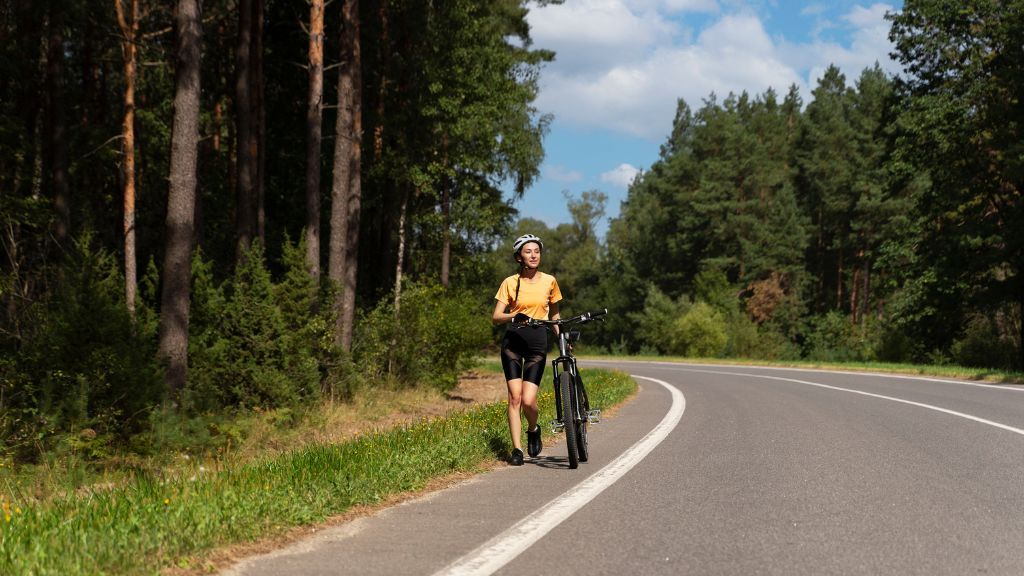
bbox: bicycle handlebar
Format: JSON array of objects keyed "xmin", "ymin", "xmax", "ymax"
[{"xmin": 514, "ymin": 308, "xmax": 608, "ymax": 328}]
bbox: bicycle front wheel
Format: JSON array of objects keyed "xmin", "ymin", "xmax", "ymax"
[
  {"xmin": 575, "ymin": 373, "xmax": 589, "ymax": 463},
  {"xmin": 559, "ymin": 371, "xmax": 579, "ymax": 469}
]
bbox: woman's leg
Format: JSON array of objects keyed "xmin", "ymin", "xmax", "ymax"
[
  {"xmin": 521, "ymin": 380, "xmax": 540, "ymax": 433},
  {"xmin": 506, "ymin": 377, "xmax": 525, "ymax": 450}
]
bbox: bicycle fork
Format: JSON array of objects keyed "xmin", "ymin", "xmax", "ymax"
[{"xmin": 550, "ymin": 357, "xmax": 602, "ymax": 434}]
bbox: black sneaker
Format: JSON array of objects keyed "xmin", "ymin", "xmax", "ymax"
[
  {"xmin": 527, "ymin": 425, "xmax": 542, "ymax": 457},
  {"xmin": 509, "ymin": 448, "xmax": 524, "ymax": 466}
]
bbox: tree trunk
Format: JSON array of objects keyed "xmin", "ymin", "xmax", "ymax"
[
  {"xmin": 46, "ymin": 1, "xmax": 70, "ymax": 244},
  {"xmin": 212, "ymin": 100, "xmax": 222, "ymax": 151},
  {"xmin": 861, "ymin": 256, "xmax": 871, "ymax": 325},
  {"xmin": 836, "ymin": 250, "xmax": 844, "ymax": 311},
  {"xmin": 158, "ymin": 0, "xmax": 202, "ymax": 398},
  {"xmin": 850, "ymin": 264, "xmax": 860, "ymax": 325},
  {"xmin": 234, "ymin": 0, "xmax": 255, "ymax": 259},
  {"xmin": 815, "ymin": 208, "xmax": 824, "ymax": 311},
  {"xmin": 393, "ymin": 190, "xmax": 407, "ymax": 314},
  {"xmin": 116, "ymin": 0, "xmax": 140, "ymax": 317},
  {"xmin": 372, "ymin": 0, "xmax": 388, "ymax": 162},
  {"xmin": 329, "ymin": 0, "xmax": 362, "ymax": 352},
  {"xmin": 253, "ymin": 0, "xmax": 265, "ymax": 244},
  {"xmin": 440, "ymin": 183, "xmax": 450, "ymax": 288},
  {"xmin": 304, "ymin": 0, "xmax": 324, "ymax": 285},
  {"xmin": 1018, "ymin": 285, "xmax": 1024, "ymax": 371}
]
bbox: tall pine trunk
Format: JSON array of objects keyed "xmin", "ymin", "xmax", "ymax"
[
  {"xmin": 253, "ymin": 0, "xmax": 265, "ymax": 244},
  {"xmin": 158, "ymin": 0, "xmax": 202, "ymax": 397},
  {"xmin": 46, "ymin": 1, "xmax": 70, "ymax": 244},
  {"xmin": 441, "ymin": 184, "xmax": 450, "ymax": 288},
  {"xmin": 393, "ymin": 190, "xmax": 407, "ymax": 314},
  {"xmin": 304, "ymin": 0, "xmax": 324, "ymax": 284},
  {"xmin": 116, "ymin": 0, "xmax": 140, "ymax": 316},
  {"xmin": 234, "ymin": 0, "xmax": 255, "ymax": 259},
  {"xmin": 329, "ymin": 0, "xmax": 362, "ymax": 352},
  {"xmin": 1018, "ymin": 286, "xmax": 1024, "ymax": 371}
]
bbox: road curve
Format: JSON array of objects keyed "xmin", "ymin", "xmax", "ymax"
[{"xmin": 223, "ymin": 362, "xmax": 1024, "ymax": 576}]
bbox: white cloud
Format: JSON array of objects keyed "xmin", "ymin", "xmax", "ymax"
[
  {"xmin": 527, "ymin": 1, "xmax": 901, "ymax": 140},
  {"xmin": 601, "ymin": 163, "xmax": 642, "ymax": 188},
  {"xmin": 534, "ymin": 12, "xmax": 802, "ymax": 138},
  {"xmin": 845, "ymin": 3, "xmax": 891, "ymax": 27},
  {"xmin": 801, "ymin": 3, "xmax": 900, "ymax": 87},
  {"xmin": 800, "ymin": 3, "xmax": 827, "ymax": 17},
  {"xmin": 630, "ymin": 0, "xmax": 720, "ymax": 13},
  {"xmin": 528, "ymin": 0, "xmax": 679, "ymax": 75},
  {"xmin": 543, "ymin": 164, "xmax": 584, "ymax": 183}
]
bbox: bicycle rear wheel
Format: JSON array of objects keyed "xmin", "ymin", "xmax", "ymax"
[{"xmin": 558, "ymin": 371, "xmax": 579, "ymax": 469}]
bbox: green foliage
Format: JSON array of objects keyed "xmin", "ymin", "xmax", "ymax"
[
  {"xmin": 355, "ymin": 283, "xmax": 491, "ymax": 391},
  {"xmin": 631, "ymin": 285, "xmax": 689, "ymax": 355},
  {"xmin": 951, "ymin": 314, "xmax": 1019, "ymax": 370},
  {"xmin": 804, "ymin": 312, "xmax": 881, "ymax": 363},
  {"xmin": 186, "ymin": 243, "xmax": 321, "ymax": 413},
  {"xmin": 723, "ymin": 311, "xmax": 801, "ymax": 361},
  {"xmin": 888, "ymin": 0, "xmax": 1024, "ymax": 369},
  {"xmin": 694, "ymin": 268, "xmax": 735, "ymax": 315},
  {"xmin": 671, "ymin": 302, "xmax": 728, "ymax": 358},
  {"xmin": 2, "ymin": 236, "xmax": 163, "ymax": 460}
]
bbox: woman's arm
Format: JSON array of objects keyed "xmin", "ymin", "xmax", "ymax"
[
  {"xmin": 492, "ymin": 299, "xmax": 514, "ymax": 325},
  {"xmin": 548, "ymin": 302, "xmax": 560, "ymax": 336}
]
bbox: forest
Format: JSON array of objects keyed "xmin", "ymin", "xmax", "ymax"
[{"xmin": 1, "ymin": 0, "xmax": 1021, "ymax": 462}]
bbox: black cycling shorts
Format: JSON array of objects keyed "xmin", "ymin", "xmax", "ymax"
[{"xmin": 500, "ymin": 324, "xmax": 548, "ymax": 385}]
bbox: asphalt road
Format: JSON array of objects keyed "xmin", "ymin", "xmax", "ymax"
[{"xmin": 223, "ymin": 362, "xmax": 1024, "ymax": 576}]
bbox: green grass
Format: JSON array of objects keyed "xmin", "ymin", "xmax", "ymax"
[{"xmin": 0, "ymin": 369, "xmax": 636, "ymax": 575}]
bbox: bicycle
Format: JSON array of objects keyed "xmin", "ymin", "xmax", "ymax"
[{"xmin": 522, "ymin": 308, "xmax": 607, "ymax": 469}]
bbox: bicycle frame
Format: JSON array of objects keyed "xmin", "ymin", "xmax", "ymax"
[
  {"xmin": 518, "ymin": 309, "xmax": 606, "ymax": 468},
  {"xmin": 550, "ymin": 329, "xmax": 584, "ymax": 431}
]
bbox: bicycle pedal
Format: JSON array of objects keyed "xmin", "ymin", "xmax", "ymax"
[
  {"xmin": 587, "ymin": 409, "xmax": 602, "ymax": 424},
  {"xmin": 549, "ymin": 419, "xmax": 565, "ymax": 434}
]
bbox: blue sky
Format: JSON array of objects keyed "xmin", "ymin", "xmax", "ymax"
[{"xmin": 511, "ymin": 0, "xmax": 904, "ymax": 235}]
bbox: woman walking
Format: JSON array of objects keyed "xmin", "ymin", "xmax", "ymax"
[{"xmin": 492, "ymin": 234, "xmax": 562, "ymax": 465}]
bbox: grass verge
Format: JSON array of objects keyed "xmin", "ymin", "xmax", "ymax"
[{"xmin": 0, "ymin": 369, "xmax": 635, "ymax": 575}]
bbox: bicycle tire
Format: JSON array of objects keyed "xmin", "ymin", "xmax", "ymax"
[
  {"xmin": 575, "ymin": 373, "xmax": 589, "ymax": 462},
  {"xmin": 559, "ymin": 371, "xmax": 579, "ymax": 469}
]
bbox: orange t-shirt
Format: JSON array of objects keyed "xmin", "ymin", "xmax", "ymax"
[{"xmin": 494, "ymin": 272, "xmax": 562, "ymax": 320}]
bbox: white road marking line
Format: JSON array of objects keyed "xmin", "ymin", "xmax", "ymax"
[
  {"xmin": 587, "ymin": 359, "xmax": 1024, "ymax": 392},
  {"xmin": 677, "ymin": 367, "xmax": 1024, "ymax": 437},
  {"xmin": 434, "ymin": 376, "xmax": 685, "ymax": 576}
]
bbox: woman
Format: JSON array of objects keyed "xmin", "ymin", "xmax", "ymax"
[{"xmin": 492, "ymin": 233, "xmax": 562, "ymax": 465}]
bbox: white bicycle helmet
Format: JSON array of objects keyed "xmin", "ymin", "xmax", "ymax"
[{"xmin": 512, "ymin": 233, "xmax": 543, "ymax": 257}]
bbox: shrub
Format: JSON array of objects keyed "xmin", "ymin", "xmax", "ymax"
[
  {"xmin": 951, "ymin": 314, "xmax": 1018, "ymax": 370},
  {"xmin": 671, "ymin": 301, "xmax": 728, "ymax": 357},
  {"xmin": 354, "ymin": 282, "xmax": 490, "ymax": 391},
  {"xmin": 805, "ymin": 311, "xmax": 880, "ymax": 362},
  {"xmin": 631, "ymin": 285, "xmax": 689, "ymax": 355},
  {"xmin": 723, "ymin": 310, "xmax": 801, "ymax": 360},
  {"xmin": 186, "ymin": 243, "xmax": 320, "ymax": 412},
  {"xmin": 5, "ymin": 235, "xmax": 163, "ymax": 459},
  {"xmin": 694, "ymin": 268, "xmax": 735, "ymax": 315}
]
